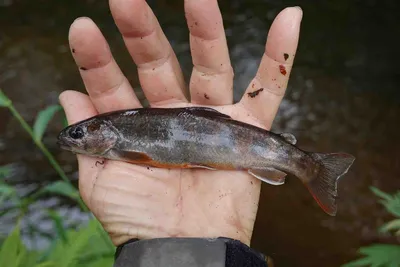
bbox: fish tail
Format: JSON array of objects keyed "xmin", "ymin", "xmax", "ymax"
[{"xmin": 306, "ymin": 152, "xmax": 355, "ymax": 216}]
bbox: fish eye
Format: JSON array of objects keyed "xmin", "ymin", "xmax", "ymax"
[{"xmin": 69, "ymin": 126, "xmax": 84, "ymax": 139}]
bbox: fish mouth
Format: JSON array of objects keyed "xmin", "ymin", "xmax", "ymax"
[
  {"xmin": 56, "ymin": 135, "xmax": 79, "ymax": 152},
  {"xmin": 57, "ymin": 139, "xmax": 73, "ymax": 151}
]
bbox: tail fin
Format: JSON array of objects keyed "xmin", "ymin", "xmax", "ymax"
[{"xmin": 307, "ymin": 152, "xmax": 355, "ymax": 216}]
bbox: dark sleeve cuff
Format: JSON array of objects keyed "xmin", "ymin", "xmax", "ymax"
[{"xmin": 113, "ymin": 237, "xmax": 272, "ymax": 267}]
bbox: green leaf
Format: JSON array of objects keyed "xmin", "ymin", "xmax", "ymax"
[
  {"xmin": 0, "ymin": 90, "xmax": 12, "ymax": 107},
  {"xmin": 0, "ymin": 225, "xmax": 23, "ymax": 267},
  {"xmin": 370, "ymin": 186, "xmax": 393, "ymax": 201},
  {"xmin": 0, "ymin": 182, "xmax": 16, "ymax": 204},
  {"xmin": 46, "ymin": 219, "xmax": 114, "ymax": 267},
  {"xmin": 18, "ymin": 250, "xmax": 40, "ymax": 267},
  {"xmin": 46, "ymin": 210, "xmax": 68, "ymax": 244},
  {"xmin": 342, "ymin": 244, "xmax": 400, "ymax": 267},
  {"xmin": 382, "ymin": 194, "xmax": 400, "ymax": 218},
  {"xmin": 61, "ymin": 111, "xmax": 68, "ymax": 128},
  {"xmin": 33, "ymin": 105, "xmax": 62, "ymax": 141},
  {"xmin": 40, "ymin": 181, "xmax": 79, "ymax": 201},
  {"xmin": 14, "ymin": 244, "xmax": 28, "ymax": 267},
  {"xmin": 370, "ymin": 187, "xmax": 400, "ymax": 218},
  {"xmin": 380, "ymin": 219, "xmax": 400, "ymax": 234},
  {"xmin": 34, "ymin": 262, "xmax": 57, "ymax": 267},
  {"xmin": 38, "ymin": 236, "xmax": 60, "ymax": 263},
  {"xmin": 81, "ymin": 256, "xmax": 114, "ymax": 267}
]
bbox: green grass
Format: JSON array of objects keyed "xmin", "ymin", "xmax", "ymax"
[
  {"xmin": 0, "ymin": 219, "xmax": 114, "ymax": 267},
  {"xmin": 342, "ymin": 187, "xmax": 400, "ymax": 267},
  {"xmin": 0, "ymin": 89, "xmax": 115, "ymax": 266}
]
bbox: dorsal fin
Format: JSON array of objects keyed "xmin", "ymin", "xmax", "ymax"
[
  {"xmin": 280, "ymin": 133, "xmax": 297, "ymax": 145},
  {"xmin": 184, "ymin": 107, "xmax": 232, "ymax": 119}
]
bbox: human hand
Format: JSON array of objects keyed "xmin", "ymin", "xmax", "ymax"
[{"xmin": 59, "ymin": 0, "xmax": 302, "ymax": 246}]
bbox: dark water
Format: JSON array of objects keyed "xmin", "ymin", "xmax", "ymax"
[{"xmin": 1, "ymin": 0, "xmax": 400, "ymax": 266}]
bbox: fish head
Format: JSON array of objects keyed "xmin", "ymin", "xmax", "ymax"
[{"xmin": 57, "ymin": 118, "xmax": 119, "ymax": 156}]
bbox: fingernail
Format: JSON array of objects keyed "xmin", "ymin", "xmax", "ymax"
[
  {"xmin": 293, "ymin": 6, "xmax": 303, "ymax": 18},
  {"xmin": 293, "ymin": 6, "xmax": 302, "ymax": 12},
  {"xmin": 73, "ymin": 16, "xmax": 92, "ymax": 23}
]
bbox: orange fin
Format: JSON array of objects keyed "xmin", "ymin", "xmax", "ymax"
[
  {"xmin": 248, "ymin": 168, "xmax": 287, "ymax": 185},
  {"xmin": 118, "ymin": 151, "xmax": 152, "ymax": 163},
  {"xmin": 307, "ymin": 152, "xmax": 355, "ymax": 216}
]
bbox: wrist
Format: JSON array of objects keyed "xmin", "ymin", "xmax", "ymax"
[{"xmin": 114, "ymin": 237, "xmax": 272, "ymax": 267}]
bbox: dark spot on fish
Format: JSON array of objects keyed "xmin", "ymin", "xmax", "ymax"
[
  {"xmin": 279, "ymin": 65, "xmax": 287, "ymax": 75},
  {"xmin": 147, "ymin": 167, "xmax": 150, "ymax": 170},
  {"xmin": 272, "ymin": 78, "xmax": 276, "ymax": 81},
  {"xmin": 140, "ymin": 37, "xmax": 143, "ymax": 39},
  {"xmin": 251, "ymin": 181, "xmax": 253, "ymax": 185},
  {"xmin": 72, "ymin": 48, "xmax": 75, "ymax": 53},
  {"xmin": 284, "ymin": 53, "xmax": 289, "ymax": 61},
  {"xmin": 204, "ymin": 93, "xmax": 210, "ymax": 99},
  {"xmin": 87, "ymin": 121, "xmax": 101, "ymax": 132},
  {"xmin": 95, "ymin": 160, "xmax": 104, "ymax": 167},
  {"xmin": 247, "ymin": 88, "xmax": 264, "ymax": 98},
  {"xmin": 152, "ymin": 68, "xmax": 155, "ymax": 71},
  {"xmin": 252, "ymin": 84, "xmax": 255, "ymax": 88},
  {"xmin": 195, "ymin": 21, "xmax": 198, "ymax": 26},
  {"xmin": 79, "ymin": 67, "xmax": 88, "ymax": 71}
]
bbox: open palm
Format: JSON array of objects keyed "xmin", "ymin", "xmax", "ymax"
[{"xmin": 59, "ymin": 0, "xmax": 302, "ymax": 246}]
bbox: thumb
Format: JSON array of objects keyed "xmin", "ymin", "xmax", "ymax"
[{"xmin": 59, "ymin": 90, "xmax": 100, "ymax": 209}]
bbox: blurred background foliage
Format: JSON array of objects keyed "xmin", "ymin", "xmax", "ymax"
[{"xmin": 1, "ymin": 0, "xmax": 400, "ymax": 266}]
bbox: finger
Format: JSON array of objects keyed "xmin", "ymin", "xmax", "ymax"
[
  {"xmin": 110, "ymin": 0, "xmax": 187, "ymax": 106},
  {"xmin": 185, "ymin": 0, "xmax": 234, "ymax": 105},
  {"xmin": 59, "ymin": 90, "xmax": 101, "ymax": 209},
  {"xmin": 239, "ymin": 7, "xmax": 302, "ymax": 128},
  {"xmin": 69, "ymin": 17, "xmax": 142, "ymax": 113}
]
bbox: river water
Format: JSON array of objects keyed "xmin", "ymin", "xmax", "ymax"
[{"xmin": 1, "ymin": 0, "xmax": 399, "ymax": 266}]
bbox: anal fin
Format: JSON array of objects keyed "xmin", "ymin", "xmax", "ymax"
[{"xmin": 248, "ymin": 168, "xmax": 287, "ymax": 185}]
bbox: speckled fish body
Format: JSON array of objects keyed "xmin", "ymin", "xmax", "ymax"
[{"xmin": 57, "ymin": 107, "xmax": 355, "ymax": 216}]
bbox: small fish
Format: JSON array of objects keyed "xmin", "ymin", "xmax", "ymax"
[{"xmin": 57, "ymin": 107, "xmax": 355, "ymax": 216}]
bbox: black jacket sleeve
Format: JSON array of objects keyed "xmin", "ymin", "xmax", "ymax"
[{"xmin": 113, "ymin": 237, "xmax": 272, "ymax": 267}]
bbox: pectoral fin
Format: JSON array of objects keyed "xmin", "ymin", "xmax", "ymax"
[
  {"xmin": 115, "ymin": 150, "xmax": 152, "ymax": 163},
  {"xmin": 190, "ymin": 164, "xmax": 218, "ymax": 170},
  {"xmin": 280, "ymin": 133, "xmax": 297, "ymax": 145},
  {"xmin": 248, "ymin": 168, "xmax": 287, "ymax": 185}
]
